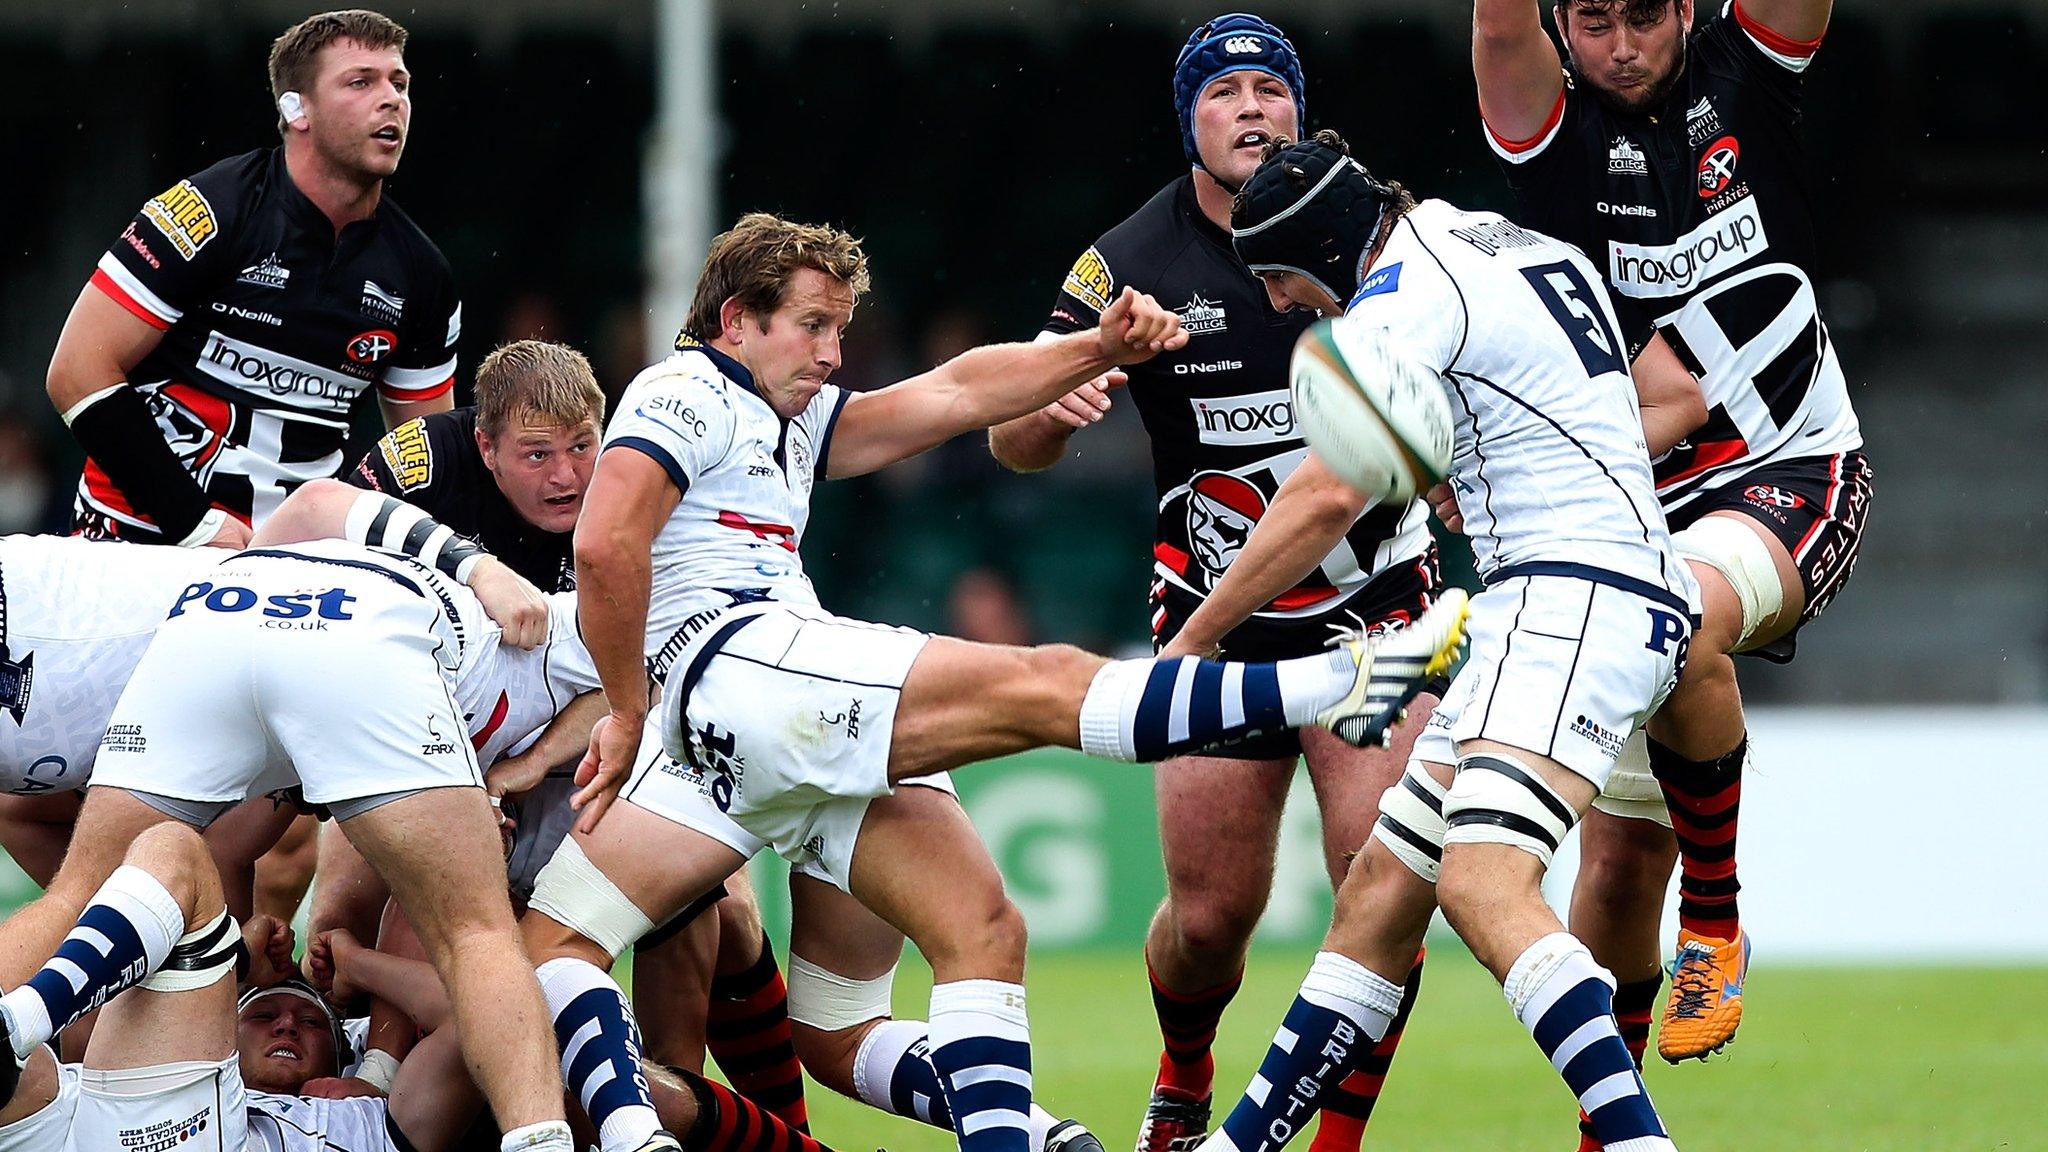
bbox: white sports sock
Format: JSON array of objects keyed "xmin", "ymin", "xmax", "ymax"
[
  {"xmin": 1275, "ymin": 648, "xmax": 1358, "ymax": 726},
  {"xmin": 500, "ymin": 1120, "xmax": 576, "ymax": 1152}
]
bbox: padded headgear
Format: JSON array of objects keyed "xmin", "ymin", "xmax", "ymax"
[
  {"xmin": 237, "ymin": 979, "xmax": 353, "ymax": 1077},
  {"xmin": 1231, "ymin": 135, "xmax": 1398, "ymax": 308},
  {"xmin": 1173, "ymin": 13, "xmax": 1307, "ymax": 168}
]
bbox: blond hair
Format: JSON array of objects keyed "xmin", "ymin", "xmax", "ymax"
[
  {"xmin": 474, "ymin": 340, "xmax": 604, "ymax": 439},
  {"xmin": 683, "ymin": 213, "xmax": 870, "ymax": 343}
]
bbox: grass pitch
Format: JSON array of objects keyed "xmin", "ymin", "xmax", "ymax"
[{"xmin": 765, "ymin": 948, "xmax": 2042, "ymax": 1152}]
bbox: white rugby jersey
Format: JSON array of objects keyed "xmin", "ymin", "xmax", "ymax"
[
  {"xmin": 1338, "ymin": 200, "xmax": 1691, "ymax": 600},
  {"xmin": 246, "ymin": 1090, "xmax": 406, "ymax": 1152},
  {"xmin": 604, "ymin": 340, "xmax": 843, "ymax": 677},
  {"xmin": 0, "ymin": 536, "xmax": 594, "ymax": 793},
  {"xmin": 0, "ymin": 535, "xmax": 223, "ymax": 793}
]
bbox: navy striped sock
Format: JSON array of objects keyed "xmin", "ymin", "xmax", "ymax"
[
  {"xmin": 852, "ymin": 1019, "xmax": 1063, "ymax": 1147},
  {"xmin": 1078, "ymin": 652, "xmax": 1351, "ymax": 762},
  {"xmin": 1506, "ymin": 935, "xmax": 1674, "ymax": 1152},
  {"xmin": 1213, "ymin": 953, "xmax": 1401, "ymax": 1152},
  {"xmin": 927, "ymin": 981, "xmax": 1033, "ymax": 1152},
  {"xmin": 539, "ymin": 957, "xmax": 661, "ymax": 1152},
  {"xmin": 0, "ymin": 865, "xmax": 184, "ymax": 1058}
]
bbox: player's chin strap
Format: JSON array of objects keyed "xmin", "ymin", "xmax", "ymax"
[{"xmin": 344, "ymin": 490, "xmax": 488, "ymax": 583}]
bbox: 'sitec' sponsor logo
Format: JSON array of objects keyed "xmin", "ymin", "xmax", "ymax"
[
  {"xmin": 1190, "ymin": 389, "xmax": 1294, "ymax": 445},
  {"xmin": 1608, "ymin": 198, "xmax": 1769, "ymax": 298}
]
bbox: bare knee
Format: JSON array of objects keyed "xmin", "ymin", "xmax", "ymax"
[
  {"xmin": 1577, "ymin": 822, "xmax": 1676, "ymax": 924},
  {"xmin": 1163, "ymin": 885, "xmax": 1267, "ymax": 959},
  {"xmin": 924, "ymin": 897, "xmax": 1027, "ymax": 978},
  {"xmin": 124, "ymin": 821, "xmax": 218, "ymax": 922}
]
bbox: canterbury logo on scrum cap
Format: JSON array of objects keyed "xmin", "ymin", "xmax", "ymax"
[{"xmin": 1224, "ymin": 35, "xmax": 1266, "ymax": 54}]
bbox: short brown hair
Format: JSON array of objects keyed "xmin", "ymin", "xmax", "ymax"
[
  {"xmin": 268, "ymin": 10, "xmax": 408, "ymax": 126},
  {"xmin": 474, "ymin": 340, "xmax": 605, "ymax": 439},
  {"xmin": 682, "ymin": 213, "xmax": 870, "ymax": 344}
]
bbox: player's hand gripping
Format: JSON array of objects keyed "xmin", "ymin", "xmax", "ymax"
[
  {"xmin": 1039, "ymin": 370, "xmax": 1128, "ymax": 430},
  {"xmin": 1093, "ymin": 287, "xmax": 1188, "ymax": 365},
  {"xmin": 1427, "ymin": 482, "xmax": 1464, "ymax": 533},
  {"xmin": 572, "ymin": 710, "xmax": 641, "ymax": 834},
  {"xmin": 467, "ymin": 556, "xmax": 549, "ymax": 649},
  {"xmin": 241, "ymin": 915, "xmax": 299, "ymax": 988},
  {"xmin": 304, "ymin": 928, "xmax": 365, "ymax": 1006}
]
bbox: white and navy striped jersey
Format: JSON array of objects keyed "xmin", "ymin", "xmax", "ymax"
[
  {"xmin": 246, "ymin": 1090, "xmax": 408, "ymax": 1152},
  {"xmin": 1338, "ymin": 200, "xmax": 1693, "ymax": 603},
  {"xmin": 604, "ymin": 338, "xmax": 844, "ymax": 680}
]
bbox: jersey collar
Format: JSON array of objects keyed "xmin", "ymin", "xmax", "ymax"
[{"xmin": 271, "ymin": 146, "xmax": 388, "ymax": 236}]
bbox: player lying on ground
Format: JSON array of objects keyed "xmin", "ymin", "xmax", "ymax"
[
  {"xmin": 1473, "ymin": 0, "xmax": 1872, "ymax": 1073},
  {"xmin": 0, "ymin": 821, "xmax": 828, "ymax": 1152},
  {"xmin": 990, "ymin": 18, "xmax": 1442, "ymax": 1150},
  {"xmin": 509, "ymin": 211, "xmax": 1467, "ymax": 1152},
  {"xmin": 0, "ymin": 530, "xmax": 596, "ymax": 1152},
  {"xmin": 1178, "ymin": 134, "xmax": 1702, "ymax": 1152}
]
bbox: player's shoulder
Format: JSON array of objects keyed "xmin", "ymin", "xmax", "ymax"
[
  {"xmin": 370, "ymin": 194, "xmax": 455, "ymax": 280},
  {"xmin": 133, "ymin": 148, "xmax": 270, "ymax": 262},
  {"xmin": 372, "ymin": 407, "xmax": 479, "ymax": 495},
  {"xmin": 621, "ymin": 346, "xmax": 742, "ymax": 411},
  {"xmin": 1061, "ymin": 177, "xmax": 1202, "ymax": 307}
]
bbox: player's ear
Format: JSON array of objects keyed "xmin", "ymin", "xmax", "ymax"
[
  {"xmin": 474, "ymin": 425, "xmax": 496, "ymax": 469},
  {"xmin": 718, "ymin": 295, "xmax": 749, "ymax": 343}
]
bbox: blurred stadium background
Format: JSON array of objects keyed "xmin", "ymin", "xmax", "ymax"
[{"xmin": 3, "ymin": 1, "xmax": 2046, "ymax": 1147}]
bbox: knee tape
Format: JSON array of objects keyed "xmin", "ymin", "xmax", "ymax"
[
  {"xmin": 138, "ymin": 909, "xmax": 242, "ymax": 992},
  {"xmin": 1370, "ymin": 760, "xmax": 1449, "ymax": 883},
  {"xmin": 786, "ymin": 953, "xmax": 897, "ymax": 1032},
  {"xmin": 1673, "ymin": 516, "xmax": 1784, "ymax": 648},
  {"xmin": 1442, "ymin": 753, "xmax": 1579, "ymax": 866},
  {"xmin": 527, "ymin": 838, "xmax": 656, "ymax": 960}
]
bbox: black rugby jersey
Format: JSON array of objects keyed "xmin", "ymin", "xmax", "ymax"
[
  {"xmin": 81, "ymin": 146, "xmax": 460, "ymax": 541},
  {"xmin": 1488, "ymin": 1, "xmax": 1861, "ymax": 511},
  {"xmin": 348, "ymin": 407, "xmax": 575, "ymax": 593},
  {"xmin": 1044, "ymin": 176, "xmax": 1431, "ymax": 618}
]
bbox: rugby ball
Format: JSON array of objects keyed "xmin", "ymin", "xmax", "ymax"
[{"xmin": 1288, "ymin": 317, "xmax": 1454, "ymax": 503}]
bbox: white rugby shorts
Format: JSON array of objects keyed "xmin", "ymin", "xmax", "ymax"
[
  {"xmin": 67, "ymin": 1055, "xmax": 246, "ymax": 1152},
  {"xmin": 641, "ymin": 602, "xmax": 952, "ymax": 890},
  {"xmin": 92, "ymin": 554, "xmax": 481, "ymax": 809},
  {"xmin": 0, "ymin": 1057, "xmax": 79, "ymax": 1152},
  {"xmin": 1413, "ymin": 568, "xmax": 1694, "ymax": 788}
]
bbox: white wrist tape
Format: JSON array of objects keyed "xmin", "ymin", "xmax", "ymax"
[{"xmin": 353, "ymin": 1048, "xmax": 399, "ymax": 1094}]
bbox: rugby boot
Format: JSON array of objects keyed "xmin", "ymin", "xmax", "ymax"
[
  {"xmin": 1134, "ymin": 1086, "xmax": 1212, "ymax": 1152},
  {"xmin": 1658, "ymin": 927, "xmax": 1750, "ymax": 1062},
  {"xmin": 1315, "ymin": 588, "xmax": 1470, "ymax": 749},
  {"xmin": 1047, "ymin": 1119, "xmax": 1107, "ymax": 1152},
  {"xmin": 631, "ymin": 1132, "xmax": 685, "ymax": 1152}
]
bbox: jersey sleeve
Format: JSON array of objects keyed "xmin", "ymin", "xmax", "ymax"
[
  {"xmin": 89, "ymin": 156, "xmax": 253, "ymax": 331},
  {"xmin": 378, "ymin": 249, "xmax": 461, "ymax": 404},
  {"xmin": 346, "ymin": 413, "xmax": 461, "ymax": 505},
  {"xmin": 602, "ymin": 366, "xmax": 736, "ymax": 495},
  {"xmin": 1482, "ymin": 69, "xmax": 1572, "ymax": 166},
  {"xmin": 1722, "ymin": 0, "xmax": 1823, "ymax": 75},
  {"xmin": 544, "ymin": 592, "xmax": 602, "ymax": 696},
  {"xmin": 1042, "ymin": 240, "xmax": 1121, "ymax": 335}
]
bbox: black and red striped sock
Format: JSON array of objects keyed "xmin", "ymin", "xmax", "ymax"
[
  {"xmin": 1309, "ymin": 949, "xmax": 1424, "ymax": 1152},
  {"xmin": 1650, "ymin": 735, "xmax": 1746, "ymax": 940},
  {"xmin": 1148, "ymin": 954, "xmax": 1243, "ymax": 1099},
  {"xmin": 676, "ymin": 1066, "xmax": 835, "ymax": 1152},
  {"xmin": 707, "ymin": 932, "xmax": 810, "ymax": 1133},
  {"xmin": 1576, "ymin": 975, "xmax": 1662, "ymax": 1150}
]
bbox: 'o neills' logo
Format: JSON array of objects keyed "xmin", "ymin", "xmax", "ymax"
[
  {"xmin": 1190, "ymin": 389, "xmax": 1294, "ymax": 446},
  {"xmin": 199, "ymin": 332, "xmax": 363, "ymax": 407},
  {"xmin": 1608, "ymin": 198, "xmax": 1768, "ymax": 298}
]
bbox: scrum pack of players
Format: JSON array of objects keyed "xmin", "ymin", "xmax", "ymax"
[{"xmin": 0, "ymin": 2, "xmax": 1868, "ymax": 1151}]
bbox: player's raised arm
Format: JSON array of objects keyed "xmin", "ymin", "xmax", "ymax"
[
  {"xmin": 1159, "ymin": 452, "xmax": 1374, "ymax": 659},
  {"xmin": 1730, "ymin": 0, "xmax": 1831, "ymax": 49},
  {"xmin": 827, "ymin": 287, "xmax": 1183, "ymax": 479},
  {"xmin": 1473, "ymin": 0, "xmax": 1569, "ymax": 149}
]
